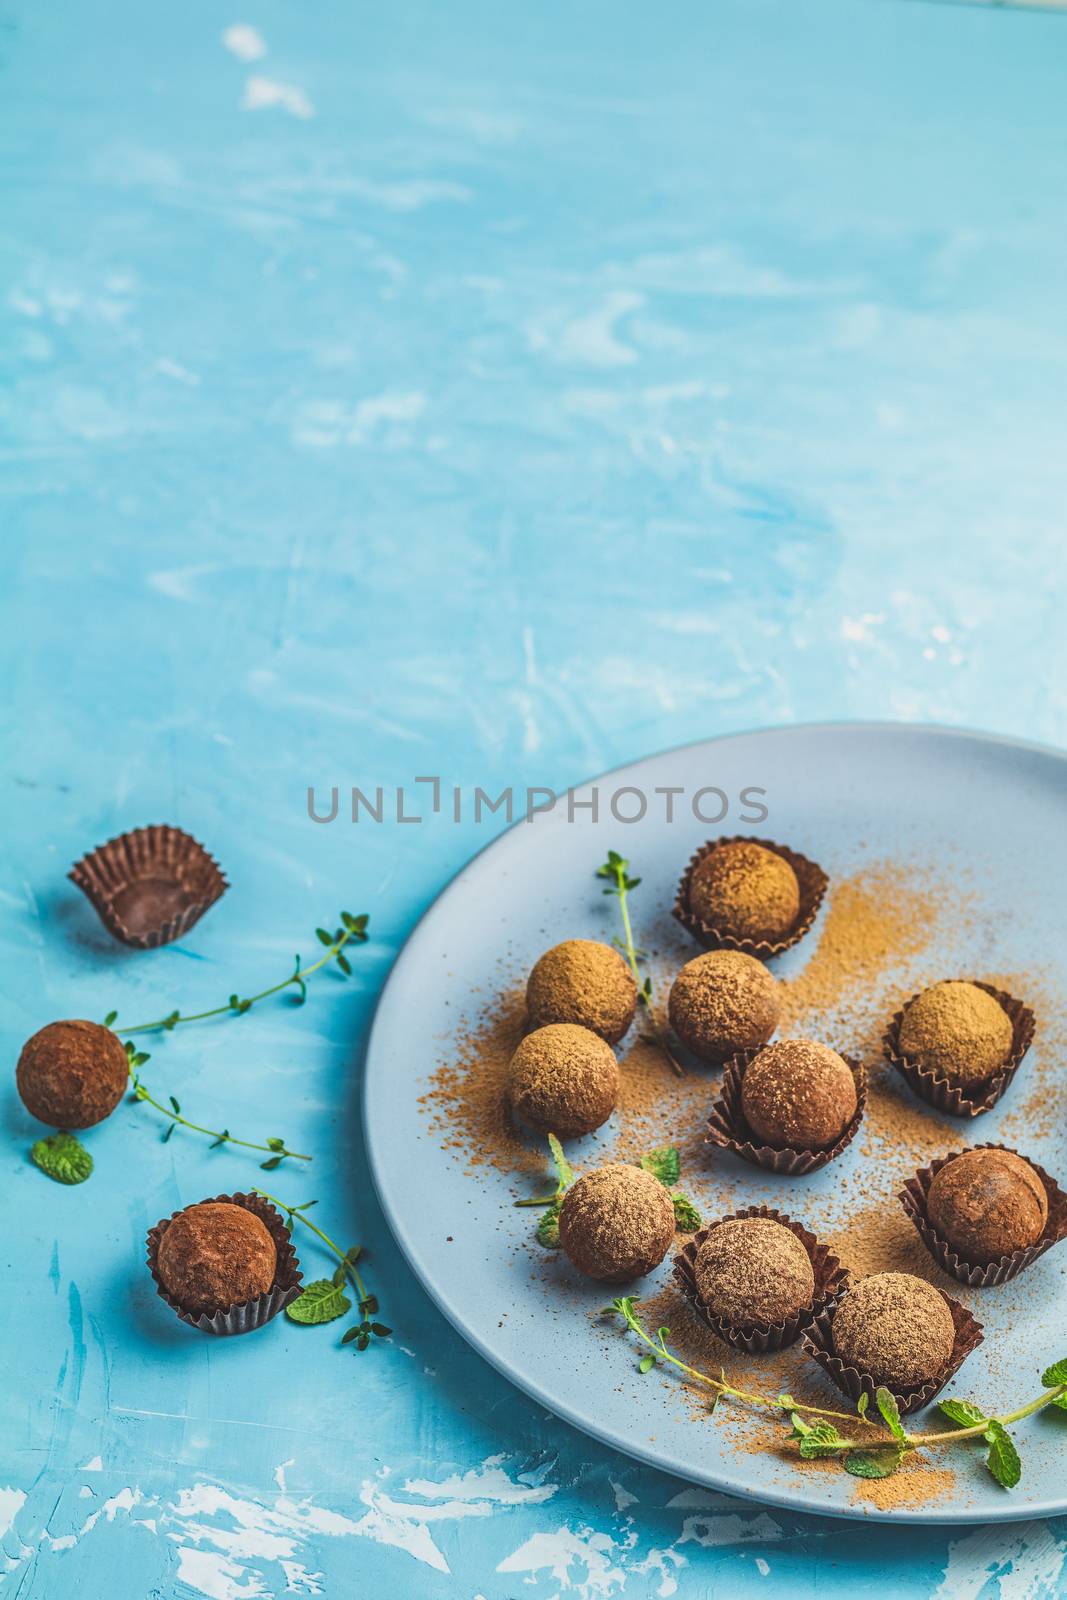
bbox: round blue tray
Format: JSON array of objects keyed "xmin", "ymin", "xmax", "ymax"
[{"xmin": 365, "ymin": 724, "xmax": 1067, "ymax": 1523}]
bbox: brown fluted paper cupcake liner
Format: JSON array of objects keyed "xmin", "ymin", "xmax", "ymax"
[
  {"xmin": 673, "ymin": 1204, "xmax": 850, "ymax": 1353},
  {"xmin": 801, "ymin": 1292, "xmax": 983, "ymax": 1416},
  {"xmin": 900, "ymin": 1143, "xmax": 1067, "ymax": 1287},
  {"xmin": 70, "ymin": 824, "xmax": 228, "ymax": 948},
  {"xmin": 883, "ymin": 981, "xmax": 1034, "ymax": 1118},
  {"xmin": 146, "ymin": 1191, "xmax": 303, "ymax": 1336},
  {"xmin": 706, "ymin": 1050, "xmax": 867, "ymax": 1175},
  {"xmin": 673, "ymin": 835, "xmax": 828, "ymax": 959}
]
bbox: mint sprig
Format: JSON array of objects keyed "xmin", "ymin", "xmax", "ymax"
[{"xmin": 259, "ymin": 1191, "xmax": 392, "ymax": 1352}]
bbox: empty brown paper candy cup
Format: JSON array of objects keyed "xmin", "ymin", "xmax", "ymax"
[
  {"xmin": 900, "ymin": 1143, "xmax": 1067, "ymax": 1288},
  {"xmin": 802, "ymin": 1291, "xmax": 983, "ymax": 1416},
  {"xmin": 673, "ymin": 1204, "xmax": 850, "ymax": 1353},
  {"xmin": 70, "ymin": 824, "xmax": 228, "ymax": 948},
  {"xmin": 706, "ymin": 1050, "xmax": 867, "ymax": 1176},
  {"xmin": 146, "ymin": 1191, "xmax": 303, "ymax": 1336},
  {"xmin": 883, "ymin": 981, "xmax": 1034, "ymax": 1118},
  {"xmin": 673, "ymin": 835, "xmax": 828, "ymax": 958}
]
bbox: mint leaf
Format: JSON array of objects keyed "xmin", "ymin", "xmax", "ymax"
[
  {"xmin": 536, "ymin": 1199, "xmax": 561, "ymax": 1249},
  {"xmin": 285, "ymin": 1279, "xmax": 351, "ymax": 1325},
  {"xmin": 845, "ymin": 1448, "xmax": 904, "ymax": 1479},
  {"xmin": 875, "ymin": 1387, "xmax": 906, "ymax": 1444},
  {"xmin": 31, "ymin": 1132, "xmax": 93, "ymax": 1185},
  {"xmin": 640, "ymin": 1146, "xmax": 680, "ymax": 1187},
  {"xmin": 1041, "ymin": 1359, "xmax": 1067, "ymax": 1395},
  {"xmin": 984, "ymin": 1421, "xmax": 1021, "ymax": 1489},
  {"xmin": 798, "ymin": 1421, "xmax": 845, "ymax": 1459},
  {"xmin": 939, "ymin": 1399, "xmax": 988, "ymax": 1429},
  {"xmin": 856, "ymin": 1393, "xmax": 869, "ymax": 1418},
  {"xmin": 671, "ymin": 1192, "xmax": 702, "ymax": 1231}
]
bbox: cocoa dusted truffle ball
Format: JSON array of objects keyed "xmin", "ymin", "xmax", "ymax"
[
  {"xmin": 898, "ymin": 981, "xmax": 1013, "ymax": 1085},
  {"xmin": 832, "ymin": 1272, "xmax": 955, "ymax": 1390},
  {"xmin": 928, "ymin": 1148, "xmax": 1048, "ymax": 1264},
  {"xmin": 694, "ymin": 1217, "xmax": 815, "ymax": 1327},
  {"xmin": 156, "ymin": 1202, "xmax": 277, "ymax": 1314},
  {"xmin": 557, "ymin": 1163, "xmax": 675, "ymax": 1282},
  {"xmin": 527, "ymin": 940, "xmax": 637, "ymax": 1045},
  {"xmin": 689, "ymin": 841, "xmax": 800, "ymax": 943},
  {"xmin": 741, "ymin": 1039, "xmax": 857, "ymax": 1150},
  {"xmin": 668, "ymin": 950, "xmax": 780, "ymax": 1064},
  {"xmin": 508, "ymin": 1023, "xmax": 619, "ymax": 1139},
  {"xmin": 16, "ymin": 1019, "xmax": 129, "ymax": 1129}
]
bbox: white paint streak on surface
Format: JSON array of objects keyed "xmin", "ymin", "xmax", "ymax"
[
  {"xmin": 497, "ymin": 1526, "xmax": 626, "ymax": 1595},
  {"xmin": 349, "ymin": 391, "xmax": 426, "ymax": 444},
  {"xmin": 610, "ymin": 1480, "xmax": 637, "ymax": 1512},
  {"xmin": 223, "ymin": 24, "xmax": 266, "ymax": 61},
  {"xmin": 242, "ymin": 76, "xmax": 314, "ymax": 119},
  {"xmin": 0, "ymin": 1488, "xmax": 27, "ymax": 1539},
  {"xmin": 933, "ymin": 1522, "xmax": 1067, "ymax": 1599}
]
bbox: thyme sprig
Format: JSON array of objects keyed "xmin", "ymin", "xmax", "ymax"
[
  {"xmin": 256, "ymin": 1190, "xmax": 392, "ymax": 1351},
  {"xmin": 101, "ymin": 912, "xmax": 369, "ymax": 1165},
  {"xmin": 608, "ymin": 1299, "xmax": 1067, "ymax": 1489},
  {"xmin": 127, "ymin": 1056, "xmax": 310, "ymax": 1168},
  {"xmin": 108, "ymin": 912, "xmax": 369, "ymax": 1038},
  {"xmin": 596, "ymin": 853, "xmax": 683, "ymax": 1075}
]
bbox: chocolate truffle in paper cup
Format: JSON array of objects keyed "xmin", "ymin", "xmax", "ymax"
[
  {"xmin": 741, "ymin": 1039, "xmax": 857, "ymax": 1151},
  {"xmin": 832, "ymin": 1272, "xmax": 954, "ymax": 1391},
  {"xmin": 69, "ymin": 824, "xmax": 228, "ymax": 948},
  {"xmin": 147, "ymin": 1192, "xmax": 303, "ymax": 1335},
  {"xmin": 673, "ymin": 835, "xmax": 827, "ymax": 957},
  {"xmin": 706, "ymin": 1046, "xmax": 866, "ymax": 1175},
  {"xmin": 884, "ymin": 979, "xmax": 1034, "ymax": 1117},
  {"xmin": 900, "ymin": 1143, "xmax": 1067, "ymax": 1286},
  {"xmin": 673, "ymin": 1205, "xmax": 848, "ymax": 1353}
]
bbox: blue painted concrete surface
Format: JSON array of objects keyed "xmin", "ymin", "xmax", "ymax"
[{"xmin": 3, "ymin": 0, "xmax": 1067, "ymax": 1592}]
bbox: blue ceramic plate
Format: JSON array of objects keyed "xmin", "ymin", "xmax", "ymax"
[{"xmin": 365, "ymin": 724, "xmax": 1067, "ymax": 1524}]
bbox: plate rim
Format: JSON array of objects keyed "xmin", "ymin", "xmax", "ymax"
[{"xmin": 364, "ymin": 719, "xmax": 1067, "ymax": 1526}]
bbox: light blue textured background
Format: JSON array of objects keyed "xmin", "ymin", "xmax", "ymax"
[{"xmin": 3, "ymin": 0, "xmax": 1067, "ymax": 1594}]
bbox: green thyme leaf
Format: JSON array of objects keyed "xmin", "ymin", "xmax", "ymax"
[
  {"xmin": 938, "ymin": 1399, "xmax": 988, "ymax": 1429},
  {"xmin": 370, "ymin": 1323, "xmax": 392, "ymax": 1338},
  {"xmin": 161, "ymin": 1123, "xmax": 175, "ymax": 1143},
  {"xmin": 336, "ymin": 952, "xmax": 352, "ymax": 976},
  {"xmin": 984, "ymin": 1421, "xmax": 1022, "ymax": 1489},
  {"xmin": 856, "ymin": 1393, "xmax": 869, "ymax": 1418},
  {"xmin": 30, "ymin": 1131, "xmax": 93, "ymax": 1185},
  {"xmin": 638, "ymin": 1353, "xmax": 656, "ymax": 1374},
  {"xmin": 547, "ymin": 1133, "xmax": 575, "ymax": 1192},
  {"xmin": 315, "ymin": 928, "xmax": 333, "ymax": 946},
  {"xmin": 260, "ymin": 1155, "xmax": 283, "ymax": 1170},
  {"xmin": 639, "ymin": 1146, "xmax": 680, "ymax": 1187},
  {"xmin": 286, "ymin": 1279, "xmax": 352, "ymax": 1325},
  {"xmin": 844, "ymin": 1448, "xmax": 904, "ymax": 1479},
  {"xmin": 671, "ymin": 1192, "xmax": 702, "ymax": 1231},
  {"xmin": 103, "ymin": 1010, "xmax": 118, "ymax": 1027}
]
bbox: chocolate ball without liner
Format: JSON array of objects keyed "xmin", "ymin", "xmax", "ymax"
[
  {"xmin": 898, "ymin": 980, "xmax": 1013, "ymax": 1085},
  {"xmin": 831, "ymin": 1272, "xmax": 955, "ymax": 1390},
  {"xmin": 694, "ymin": 1217, "xmax": 815, "ymax": 1327},
  {"xmin": 688, "ymin": 840, "xmax": 800, "ymax": 943},
  {"xmin": 668, "ymin": 950, "xmax": 780, "ymax": 1064},
  {"xmin": 928, "ymin": 1148, "xmax": 1049, "ymax": 1263},
  {"xmin": 526, "ymin": 939, "xmax": 637, "ymax": 1045},
  {"xmin": 508, "ymin": 1023, "xmax": 619, "ymax": 1139},
  {"xmin": 557, "ymin": 1163, "xmax": 675, "ymax": 1282},
  {"xmin": 16, "ymin": 1019, "xmax": 129, "ymax": 1129},
  {"xmin": 740, "ymin": 1038, "xmax": 857, "ymax": 1151},
  {"xmin": 156, "ymin": 1202, "xmax": 277, "ymax": 1314}
]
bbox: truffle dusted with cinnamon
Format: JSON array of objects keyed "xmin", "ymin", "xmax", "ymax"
[
  {"xmin": 831, "ymin": 1272, "xmax": 955, "ymax": 1389},
  {"xmin": 156, "ymin": 1201, "xmax": 277, "ymax": 1314},
  {"xmin": 688, "ymin": 840, "xmax": 800, "ymax": 944},
  {"xmin": 928, "ymin": 1148, "xmax": 1048, "ymax": 1264},
  {"xmin": 740, "ymin": 1039, "xmax": 857, "ymax": 1150},
  {"xmin": 898, "ymin": 981, "xmax": 1013, "ymax": 1085},
  {"xmin": 508, "ymin": 1024, "xmax": 619, "ymax": 1139},
  {"xmin": 16, "ymin": 1019, "xmax": 129, "ymax": 1129},
  {"xmin": 693, "ymin": 1217, "xmax": 815, "ymax": 1328},
  {"xmin": 668, "ymin": 950, "xmax": 780, "ymax": 1064},
  {"xmin": 526, "ymin": 940, "xmax": 637, "ymax": 1045},
  {"xmin": 557, "ymin": 1163, "xmax": 675, "ymax": 1282}
]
